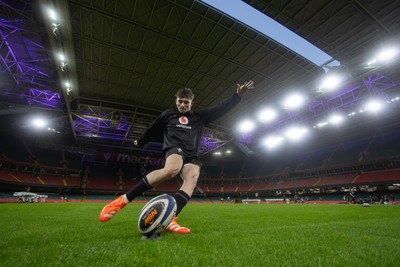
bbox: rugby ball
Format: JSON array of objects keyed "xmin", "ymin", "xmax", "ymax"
[{"xmin": 137, "ymin": 194, "xmax": 177, "ymax": 237}]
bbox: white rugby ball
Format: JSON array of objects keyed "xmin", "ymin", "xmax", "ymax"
[{"xmin": 137, "ymin": 194, "xmax": 177, "ymax": 237}]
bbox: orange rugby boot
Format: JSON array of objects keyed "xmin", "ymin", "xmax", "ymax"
[
  {"xmin": 165, "ymin": 216, "xmax": 191, "ymax": 234},
  {"xmin": 99, "ymin": 194, "xmax": 128, "ymax": 222}
]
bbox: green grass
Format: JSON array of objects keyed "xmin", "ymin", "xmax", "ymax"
[{"xmin": 1, "ymin": 203, "xmax": 399, "ymax": 267}]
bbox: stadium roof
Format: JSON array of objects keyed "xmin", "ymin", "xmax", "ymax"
[{"xmin": 1, "ymin": 0, "xmax": 399, "ymax": 156}]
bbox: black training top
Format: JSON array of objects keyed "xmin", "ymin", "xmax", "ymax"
[{"xmin": 137, "ymin": 92, "xmax": 241, "ymax": 157}]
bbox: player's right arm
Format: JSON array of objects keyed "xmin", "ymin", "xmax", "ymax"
[{"xmin": 134, "ymin": 112, "xmax": 166, "ymax": 146}]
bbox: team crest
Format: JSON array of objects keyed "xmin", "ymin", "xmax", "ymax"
[{"xmin": 179, "ymin": 116, "xmax": 188, "ymax": 125}]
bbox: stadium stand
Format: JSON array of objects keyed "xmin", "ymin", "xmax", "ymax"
[
  {"xmin": 222, "ymin": 161, "xmax": 244, "ymax": 178},
  {"xmin": 316, "ymin": 173, "xmax": 358, "ymax": 186},
  {"xmin": 35, "ymin": 174, "xmax": 64, "ymax": 186},
  {"xmin": 248, "ymin": 182, "xmax": 267, "ymax": 192},
  {"xmin": 201, "ymin": 163, "xmax": 221, "ymax": 179},
  {"xmin": 241, "ymin": 160, "xmax": 260, "ymax": 178},
  {"xmin": 327, "ymin": 139, "xmax": 368, "ymax": 166},
  {"xmin": 301, "ymin": 146, "xmax": 336, "ymax": 169},
  {"xmin": 86, "ymin": 175, "xmax": 120, "ymax": 190},
  {"xmin": 63, "ymin": 151, "xmax": 83, "ymax": 169},
  {"xmin": 1, "ymin": 126, "xmax": 400, "ymax": 203},
  {"xmin": 285, "ymin": 177, "xmax": 320, "ymax": 189},
  {"xmin": 354, "ymin": 169, "xmax": 400, "ymax": 184},
  {"xmin": 363, "ymin": 131, "xmax": 400, "ymax": 161},
  {"xmin": 6, "ymin": 171, "xmax": 42, "ymax": 185},
  {"xmin": 204, "ymin": 184, "xmax": 222, "ymax": 193},
  {"xmin": 152, "ymin": 178, "xmax": 181, "ymax": 192},
  {"xmin": 221, "ymin": 184, "xmax": 239, "ymax": 193},
  {"xmin": 0, "ymin": 169, "xmax": 23, "ymax": 183},
  {"xmin": 0, "ymin": 135, "xmax": 32, "ymax": 163},
  {"xmin": 122, "ymin": 176, "xmax": 140, "ymax": 190}
]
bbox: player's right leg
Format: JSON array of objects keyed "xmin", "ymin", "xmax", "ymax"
[
  {"xmin": 99, "ymin": 194, "xmax": 129, "ymax": 222},
  {"xmin": 99, "ymin": 154, "xmax": 183, "ymax": 222}
]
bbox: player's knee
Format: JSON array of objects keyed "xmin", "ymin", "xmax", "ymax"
[
  {"xmin": 185, "ymin": 173, "xmax": 199, "ymax": 187},
  {"xmin": 162, "ymin": 166, "xmax": 180, "ymax": 179}
]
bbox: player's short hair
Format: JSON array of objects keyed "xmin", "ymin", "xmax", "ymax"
[{"xmin": 175, "ymin": 88, "xmax": 194, "ymax": 100}]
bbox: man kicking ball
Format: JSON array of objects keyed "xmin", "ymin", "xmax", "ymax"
[{"xmin": 99, "ymin": 80, "xmax": 254, "ymax": 234}]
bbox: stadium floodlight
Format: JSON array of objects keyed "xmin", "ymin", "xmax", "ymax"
[
  {"xmin": 263, "ymin": 135, "xmax": 284, "ymax": 149},
  {"xmin": 368, "ymin": 47, "xmax": 399, "ymax": 66},
  {"xmin": 315, "ymin": 121, "xmax": 328, "ymax": 128},
  {"xmin": 257, "ymin": 108, "xmax": 277, "ymax": 123},
  {"xmin": 58, "ymin": 53, "xmax": 66, "ymax": 62},
  {"xmin": 329, "ymin": 114, "xmax": 345, "ymax": 125},
  {"xmin": 389, "ymin": 96, "xmax": 400, "ymax": 102},
  {"xmin": 285, "ymin": 126, "xmax": 308, "ymax": 141},
  {"xmin": 47, "ymin": 8, "xmax": 58, "ymax": 22},
  {"xmin": 32, "ymin": 117, "xmax": 47, "ymax": 128},
  {"xmin": 365, "ymin": 99, "xmax": 384, "ymax": 112},
  {"xmin": 64, "ymin": 81, "xmax": 72, "ymax": 94},
  {"xmin": 319, "ymin": 74, "xmax": 342, "ymax": 91},
  {"xmin": 367, "ymin": 59, "xmax": 377, "ymax": 66},
  {"xmin": 377, "ymin": 47, "xmax": 398, "ymax": 62},
  {"xmin": 283, "ymin": 93, "xmax": 305, "ymax": 110},
  {"xmin": 238, "ymin": 119, "xmax": 255, "ymax": 133}
]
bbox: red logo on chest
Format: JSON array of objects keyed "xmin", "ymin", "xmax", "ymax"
[{"xmin": 179, "ymin": 116, "xmax": 188, "ymax": 125}]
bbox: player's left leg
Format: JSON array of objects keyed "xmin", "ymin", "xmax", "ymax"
[{"xmin": 165, "ymin": 163, "xmax": 200, "ymax": 234}]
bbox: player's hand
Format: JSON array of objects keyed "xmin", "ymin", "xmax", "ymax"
[{"xmin": 237, "ymin": 80, "xmax": 254, "ymax": 96}]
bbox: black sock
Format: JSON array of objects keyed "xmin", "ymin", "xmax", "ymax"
[
  {"xmin": 125, "ymin": 176, "xmax": 152, "ymax": 202},
  {"xmin": 174, "ymin": 190, "xmax": 190, "ymax": 216}
]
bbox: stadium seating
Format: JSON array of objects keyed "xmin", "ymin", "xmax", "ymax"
[
  {"xmin": 301, "ymin": 146, "xmax": 336, "ymax": 169},
  {"xmin": 204, "ymin": 184, "xmax": 222, "ymax": 193},
  {"xmin": 0, "ymin": 170, "xmax": 22, "ymax": 183},
  {"xmin": 222, "ymin": 161, "xmax": 244, "ymax": 178},
  {"xmin": 0, "ymin": 136, "xmax": 32, "ymax": 163},
  {"xmin": 1, "ymin": 127, "xmax": 400, "ymax": 202},
  {"xmin": 327, "ymin": 139, "xmax": 368, "ymax": 166},
  {"xmin": 285, "ymin": 177, "xmax": 320, "ymax": 189},
  {"xmin": 354, "ymin": 169, "xmax": 400, "ymax": 184},
  {"xmin": 35, "ymin": 174, "xmax": 64, "ymax": 186},
  {"xmin": 201, "ymin": 163, "xmax": 220, "ymax": 179},
  {"xmin": 248, "ymin": 183, "xmax": 267, "ymax": 192},
  {"xmin": 363, "ymin": 132, "xmax": 400, "ymax": 161},
  {"xmin": 241, "ymin": 160, "xmax": 260, "ymax": 177},
  {"xmin": 5, "ymin": 171, "xmax": 41, "ymax": 185},
  {"xmin": 317, "ymin": 173, "xmax": 358, "ymax": 186},
  {"xmin": 221, "ymin": 184, "xmax": 239, "ymax": 193},
  {"xmin": 86, "ymin": 175, "xmax": 120, "ymax": 190},
  {"xmin": 152, "ymin": 178, "xmax": 181, "ymax": 192},
  {"xmin": 63, "ymin": 176, "xmax": 81, "ymax": 187}
]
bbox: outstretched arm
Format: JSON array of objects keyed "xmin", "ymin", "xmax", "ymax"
[
  {"xmin": 203, "ymin": 80, "xmax": 255, "ymax": 123},
  {"xmin": 134, "ymin": 113, "xmax": 165, "ymax": 146},
  {"xmin": 236, "ymin": 80, "xmax": 254, "ymax": 96}
]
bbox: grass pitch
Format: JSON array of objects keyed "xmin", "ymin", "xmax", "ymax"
[{"xmin": 1, "ymin": 202, "xmax": 399, "ymax": 267}]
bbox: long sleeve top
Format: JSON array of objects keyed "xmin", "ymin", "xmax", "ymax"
[{"xmin": 137, "ymin": 92, "xmax": 241, "ymax": 157}]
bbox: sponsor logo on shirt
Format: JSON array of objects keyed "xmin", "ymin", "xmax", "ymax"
[
  {"xmin": 179, "ymin": 116, "xmax": 188, "ymax": 124},
  {"xmin": 176, "ymin": 116, "xmax": 192, "ymax": 129}
]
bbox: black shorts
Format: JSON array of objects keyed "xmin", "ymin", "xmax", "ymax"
[{"xmin": 164, "ymin": 147, "xmax": 202, "ymax": 167}]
